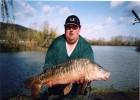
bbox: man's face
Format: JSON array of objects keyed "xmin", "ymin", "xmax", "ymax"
[{"xmin": 65, "ymin": 24, "xmax": 80, "ymax": 44}]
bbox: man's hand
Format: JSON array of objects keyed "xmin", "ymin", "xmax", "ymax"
[
  {"xmin": 76, "ymin": 77, "xmax": 91, "ymax": 94},
  {"xmin": 44, "ymin": 79, "xmax": 55, "ymax": 87},
  {"xmin": 75, "ymin": 77, "xmax": 84, "ymax": 84},
  {"xmin": 75, "ymin": 77, "xmax": 91, "ymax": 86}
]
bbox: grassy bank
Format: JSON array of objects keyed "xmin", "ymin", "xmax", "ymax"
[
  {"xmin": 9, "ymin": 87, "xmax": 139, "ymax": 100},
  {"xmin": 92, "ymin": 87, "xmax": 139, "ymax": 94},
  {"xmin": 92, "ymin": 87, "xmax": 139, "ymax": 100}
]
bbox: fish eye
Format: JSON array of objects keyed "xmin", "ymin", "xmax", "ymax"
[{"xmin": 98, "ymin": 67, "xmax": 102, "ymax": 71}]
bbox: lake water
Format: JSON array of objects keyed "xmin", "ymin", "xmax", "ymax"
[{"xmin": 0, "ymin": 46, "xmax": 139, "ymax": 99}]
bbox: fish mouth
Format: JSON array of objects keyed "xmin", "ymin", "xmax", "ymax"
[{"xmin": 102, "ymin": 72, "xmax": 110, "ymax": 81}]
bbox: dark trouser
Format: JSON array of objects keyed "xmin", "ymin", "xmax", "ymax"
[{"xmin": 36, "ymin": 86, "xmax": 93, "ymax": 100}]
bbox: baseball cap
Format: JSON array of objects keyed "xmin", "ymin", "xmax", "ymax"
[{"xmin": 64, "ymin": 15, "xmax": 81, "ymax": 27}]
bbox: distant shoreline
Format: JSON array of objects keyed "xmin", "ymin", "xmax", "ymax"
[{"xmin": 0, "ymin": 42, "xmax": 139, "ymax": 53}]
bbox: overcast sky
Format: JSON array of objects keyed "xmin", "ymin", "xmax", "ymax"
[{"xmin": 3, "ymin": 1, "xmax": 140, "ymax": 40}]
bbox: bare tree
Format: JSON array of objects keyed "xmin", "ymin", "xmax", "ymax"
[
  {"xmin": 1, "ymin": 0, "xmax": 15, "ymax": 23},
  {"xmin": 5, "ymin": 26, "xmax": 20, "ymax": 50}
]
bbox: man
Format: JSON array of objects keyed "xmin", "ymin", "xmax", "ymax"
[{"xmin": 43, "ymin": 15, "xmax": 94, "ymax": 100}]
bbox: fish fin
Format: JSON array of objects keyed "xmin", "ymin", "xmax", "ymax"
[
  {"xmin": 79, "ymin": 80, "xmax": 88, "ymax": 94},
  {"xmin": 31, "ymin": 84, "xmax": 42, "ymax": 99},
  {"xmin": 64, "ymin": 83, "xmax": 73, "ymax": 95}
]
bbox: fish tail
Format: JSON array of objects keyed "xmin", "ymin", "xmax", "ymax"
[
  {"xmin": 31, "ymin": 84, "xmax": 42, "ymax": 99},
  {"xmin": 24, "ymin": 76, "xmax": 42, "ymax": 99}
]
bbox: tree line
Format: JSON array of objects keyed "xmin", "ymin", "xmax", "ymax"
[
  {"xmin": 88, "ymin": 35, "xmax": 139, "ymax": 46},
  {"xmin": 0, "ymin": 21, "xmax": 57, "ymax": 52}
]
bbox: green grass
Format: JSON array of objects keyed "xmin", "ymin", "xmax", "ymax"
[{"xmin": 92, "ymin": 85, "xmax": 139, "ymax": 94}]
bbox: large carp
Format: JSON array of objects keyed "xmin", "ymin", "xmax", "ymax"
[{"xmin": 24, "ymin": 58, "xmax": 110, "ymax": 98}]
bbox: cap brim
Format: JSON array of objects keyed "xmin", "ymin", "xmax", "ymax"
[{"xmin": 64, "ymin": 23, "xmax": 79, "ymax": 26}]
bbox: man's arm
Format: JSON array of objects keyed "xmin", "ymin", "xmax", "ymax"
[
  {"xmin": 81, "ymin": 42, "xmax": 94, "ymax": 61},
  {"xmin": 76, "ymin": 41, "xmax": 94, "ymax": 90},
  {"xmin": 43, "ymin": 41, "xmax": 57, "ymax": 70}
]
